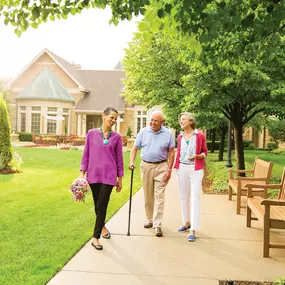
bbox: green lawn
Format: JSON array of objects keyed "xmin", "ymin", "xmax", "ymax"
[{"xmin": 0, "ymin": 147, "xmax": 141, "ymax": 285}]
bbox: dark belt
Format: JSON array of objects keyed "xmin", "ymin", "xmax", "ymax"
[
  {"xmin": 143, "ymin": 159, "xmax": 167, "ymax": 164},
  {"xmin": 180, "ymin": 162, "xmax": 194, "ymax": 165}
]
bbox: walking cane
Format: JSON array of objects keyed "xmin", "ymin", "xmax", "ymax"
[{"xmin": 127, "ymin": 165, "xmax": 134, "ymax": 236}]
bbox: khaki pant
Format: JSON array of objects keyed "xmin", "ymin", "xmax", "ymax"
[{"xmin": 140, "ymin": 160, "xmax": 168, "ymax": 228}]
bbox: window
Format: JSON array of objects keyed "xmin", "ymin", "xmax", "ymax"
[
  {"xmin": 63, "ymin": 108, "xmax": 69, "ymax": 114},
  {"xmin": 48, "ymin": 107, "xmax": 57, "ymax": 112},
  {"xmin": 63, "ymin": 115, "xmax": 69, "ymax": 133},
  {"xmin": 31, "ymin": 113, "xmax": 41, "ymax": 133},
  {"xmin": 136, "ymin": 110, "xmax": 147, "ymax": 134},
  {"xmin": 20, "ymin": 113, "xmax": 26, "ymax": 132},
  {"xmin": 136, "ymin": 117, "xmax": 141, "ymax": 133},
  {"xmin": 32, "ymin": 106, "xmax": 41, "ymax": 111},
  {"xmin": 20, "ymin": 106, "xmax": 26, "ymax": 111},
  {"xmin": 47, "ymin": 114, "xmax": 57, "ymax": 134}
]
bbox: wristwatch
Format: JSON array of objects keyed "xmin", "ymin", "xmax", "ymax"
[{"xmin": 167, "ymin": 168, "xmax": 172, "ymax": 172}]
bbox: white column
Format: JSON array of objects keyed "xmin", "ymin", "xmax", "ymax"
[
  {"xmin": 42, "ymin": 106, "xmax": 47, "ymax": 134},
  {"xmin": 17, "ymin": 106, "xmax": 21, "ymax": 132},
  {"xmin": 82, "ymin": 114, "xmax": 87, "ymax": 136},
  {"xmin": 57, "ymin": 108, "xmax": 63, "ymax": 135},
  {"xmin": 116, "ymin": 117, "xmax": 121, "ymax": 134},
  {"xmin": 26, "ymin": 106, "xmax": 32, "ymax": 133},
  {"xmin": 77, "ymin": 114, "xmax": 82, "ymax": 136}
]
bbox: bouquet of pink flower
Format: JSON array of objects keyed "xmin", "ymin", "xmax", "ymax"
[{"xmin": 69, "ymin": 177, "xmax": 90, "ymax": 203}]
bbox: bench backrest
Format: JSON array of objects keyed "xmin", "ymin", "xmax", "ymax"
[
  {"xmin": 252, "ymin": 158, "xmax": 273, "ymax": 183},
  {"xmin": 278, "ymin": 167, "xmax": 285, "ymax": 201}
]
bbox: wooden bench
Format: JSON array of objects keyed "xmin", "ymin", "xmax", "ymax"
[
  {"xmin": 246, "ymin": 167, "xmax": 285, "ymax": 257},
  {"xmin": 228, "ymin": 158, "xmax": 273, "ymax": 214}
]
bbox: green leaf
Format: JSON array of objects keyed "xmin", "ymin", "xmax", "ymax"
[
  {"xmin": 142, "ymin": 31, "xmax": 153, "ymax": 42},
  {"xmin": 31, "ymin": 22, "xmax": 38, "ymax": 29},
  {"xmin": 150, "ymin": 21, "xmax": 160, "ymax": 34},
  {"xmin": 241, "ymin": 13, "xmax": 255, "ymax": 27},
  {"xmin": 14, "ymin": 29, "xmax": 22, "ymax": 37},
  {"xmin": 138, "ymin": 21, "xmax": 149, "ymax": 32},
  {"xmin": 70, "ymin": 8, "xmax": 76, "ymax": 15},
  {"xmin": 50, "ymin": 14, "xmax": 55, "ymax": 21}
]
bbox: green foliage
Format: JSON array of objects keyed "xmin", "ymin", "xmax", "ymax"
[
  {"xmin": 273, "ymin": 277, "xmax": 285, "ymax": 285},
  {"xmin": 244, "ymin": 141, "xmax": 256, "ymax": 150},
  {"xmin": 126, "ymin": 126, "xmax": 132, "ymax": 137},
  {"xmin": 271, "ymin": 149, "xmax": 285, "ymax": 155},
  {"xmin": 0, "ymin": 95, "xmax": 12, "ymax": 170},
  {"xmin": 267, "ymin": 141, "xmax": 279, "ymax": 151},
  {"xmin": 266, "ymin": 118, "xmax": 285, "ymax": 142},
  {"xmin": 17, "ymin": 132, "xmax": 33, "ymax": 142}
]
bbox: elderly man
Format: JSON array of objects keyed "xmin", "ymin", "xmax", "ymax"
[{"xmin": 129, "ymin": 111, "xmax": 175, "ymax": 237}]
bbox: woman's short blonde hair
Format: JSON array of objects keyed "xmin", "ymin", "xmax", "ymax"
[{"xmin": 178, "ymin": 112, "xmax": 196, "ymax": 129}]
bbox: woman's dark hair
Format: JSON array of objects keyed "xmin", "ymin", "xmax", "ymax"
[{"xmin": 103, "ymin": 107, "xmax": 118, "ymax": 115}]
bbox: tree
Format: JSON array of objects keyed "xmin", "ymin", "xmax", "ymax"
[
  {"xmin": 266, "ymin": 118, "xmax": 285, "ymax": 142},
  {"xmin": 0, "ymin": 94, "xmax": 13, "ymax": 171},
  {"xmin": 1, "ymin": 0, "xmax": 284, "ymax": 44},
  {"xmin": 122, "ymin": 32, "xmax": 190, "ymax": 128}
]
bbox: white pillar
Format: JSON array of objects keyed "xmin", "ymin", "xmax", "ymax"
[
  {"xmin": 77, "ymin": 114, "xmax": 82, "ymax": 136},
  {"xmin": 82, "ymin": 114, "xmax": 87, "ymax": 136},
  {"xmin": 42, "ymin": 106, "xmax": 47, "ymax": 134},
  {"xmin": 57, "ymin": 108, "xmax": 63, "ymax": 135},
  {"xmin": 26, "ymin": 106, "xmax": 31, "ymax": 133},
  {"xmin": 116, "ymin": 117, "xmax": 121, "ymax": 134}
]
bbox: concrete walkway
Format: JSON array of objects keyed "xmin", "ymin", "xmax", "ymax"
[{"xmin": 48, "ymin": 174, "xmax": 285, "ymax": 285}]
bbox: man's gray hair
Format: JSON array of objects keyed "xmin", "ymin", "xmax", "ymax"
[{"xmin": 151, "ymin": 110, "xmax": 165, "ymax": 120}]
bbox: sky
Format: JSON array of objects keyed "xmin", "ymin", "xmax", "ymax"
[{"xmin": 0, "ymin": 7, "xmax": 140, "ymax": 77}]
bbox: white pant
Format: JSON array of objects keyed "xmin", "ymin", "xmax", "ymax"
[{"xmin": 176, "ymin": 164, "xmax": 204, "ymax": 230}]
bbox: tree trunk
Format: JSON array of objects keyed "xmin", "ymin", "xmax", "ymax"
[
  {"xmin": 218, "ymin": 124, "xmax": 227, "ymax": 161},
  {"xmin": 211, "ymin": 128, "xmax": 216, "ymax": 153},
  {"xmin": 233, "ymin": 123, "xmax": 245, "ymax": 171}
]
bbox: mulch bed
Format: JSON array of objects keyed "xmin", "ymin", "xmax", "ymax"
[
  {"xmin": 219, "ymin": 281, "xmax": 273, "ymax": 285},
  {"xmin": 202, "ymin": 168, "xmax": 228, "ymax": 195}
]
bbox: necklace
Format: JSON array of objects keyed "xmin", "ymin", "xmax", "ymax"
[{"xmin": 100, "ymin": 126, "xmax": 112, "ymax": 145}]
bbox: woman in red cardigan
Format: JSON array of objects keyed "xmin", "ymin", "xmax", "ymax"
[{"xmin": 174, "ymin": 112, "xmax": 208, "ymax": 242}]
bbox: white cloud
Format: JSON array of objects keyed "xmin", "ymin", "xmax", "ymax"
[{"xmin": 0, "ymin": 7, "xmax": 140, "ymax": 76}]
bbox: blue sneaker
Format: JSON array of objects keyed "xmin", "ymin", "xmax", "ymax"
[
  {"xmin": 188, "ymin": 234, "xmax": 196, "ymax": 242},
  {"xmin": 178, "ymin": 225, "xmax": 191, "ymax": 232}
]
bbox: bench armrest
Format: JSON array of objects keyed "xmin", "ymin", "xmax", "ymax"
[
  {"xmin": 236, "ymin": 177, "xmax": 267, "ymax": 181},
  {"xmin": 261, "ymin": 200, "xmax": 285, "ymax": 206},
  {"xmin": 246, "ymin": 183, "xmax": 281, "ymax": 198},
  {"xmin": 228, "ymin": 169, "xmax": 253, "ymax": 179}
]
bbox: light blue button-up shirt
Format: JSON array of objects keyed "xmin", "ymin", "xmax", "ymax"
[{"xmin": 135, "ymin": 126, "xmax": 175, "ymax": 162}]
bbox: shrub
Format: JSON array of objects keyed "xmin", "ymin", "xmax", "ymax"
[
  {"xmin": 206, "ymin": 141, "xmax": 220, "ymax": 150},
  {"xmin": 42, "ymin": 137, "xmax": 57, "ymax": 141},
  {"xmin": 273, "ymin": 277, "xmax": 285, "ymax": 285},
  {"xmin": 271, "ymin": 149, "xmax": 285, "ymax": 155},
  {"xmin": 17, "ymin": 132, "xmax": 33, "ymax": 142},
  {"xmin": 267, "ymin": 141, "xmax": 279, "ymax": 151},
  {"xmin": 126, "ymin": 126, "xmax": 132, "ymax": 137},
  {"xmin": 0, "ymin": 96, "xmax": 13, "ymax": 170}
]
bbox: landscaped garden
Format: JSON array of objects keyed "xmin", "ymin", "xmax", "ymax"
[{"xmin": 0, "ymin": 147, "xmax": 141, "ymax": 285}]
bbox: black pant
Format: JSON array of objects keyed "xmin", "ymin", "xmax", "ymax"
[{"xmin": 89, "ymin": 183, "xmax": 113, "ymax": 239}]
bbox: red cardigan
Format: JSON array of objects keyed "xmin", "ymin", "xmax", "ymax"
[{"xmin": 174, "ymin": 131, "xmax": 208, "ymax": 171}]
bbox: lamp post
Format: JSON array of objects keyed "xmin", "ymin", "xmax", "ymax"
[{"xmin": 225, "ymin": 120, "xmax": 233, "ymax": 168}]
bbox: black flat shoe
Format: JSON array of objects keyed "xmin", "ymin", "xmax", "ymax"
[
  {"xmin": 102, "ymin": 232, "xmax": 111, "ymax": 239},
  {"xmin": 91, "ymin": 242, "xmax": 103, "ymax": 250}
]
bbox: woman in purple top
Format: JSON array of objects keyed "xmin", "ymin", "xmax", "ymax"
[{"xmin": 80, "ymin": 107, "xmax": 124, "ymax": 250}]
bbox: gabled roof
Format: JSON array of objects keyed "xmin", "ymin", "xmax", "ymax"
[
  {"xmin": 75, "ymin": 70, "xmax": 125, "ymax": 112},
  {"xmin": 7, "ymin": 48, "xmax": 88, "ymax": 91},
  {"xmin": 16, "ymin": 66, "xmax": 75, "ymax": 103}
]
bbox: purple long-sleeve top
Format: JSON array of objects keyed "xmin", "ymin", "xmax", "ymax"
[{"xmin": 80, "ymin": 129, "xmax": 124, "ymax": 186}]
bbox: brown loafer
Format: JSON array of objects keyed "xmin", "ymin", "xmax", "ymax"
[
  {"xmin": 102, "ymin": 232, "xmax": 111, "ymax": 239},
  {"xmin": 155, "ymin": 227, "xmax": 163, "ymax": 237},
  {"xmin": 144, "ymin": 222, "xmax": 153, "ymax": 228}
]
